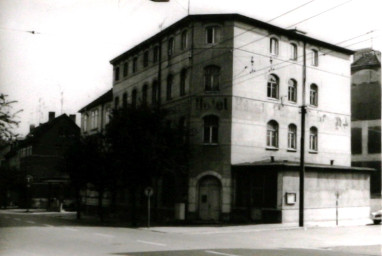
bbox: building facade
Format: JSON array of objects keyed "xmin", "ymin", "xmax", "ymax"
[
  {"xmin": 93, "ymin": 14, "xmax": 372, "ymax": 224},
  {"xmin": 351, "ymin": 48, "xmax": 381, "ymax": 212}
]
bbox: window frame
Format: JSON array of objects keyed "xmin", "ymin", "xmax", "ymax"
[
  {"xmin": 267, "ymin": 74, "xmax": 279, "ymax": 99},
  {"xmin": 270, "ymin": 37, "xmax": 279, "ymax": 56},
  {"xmin": 290, "ymin": 43, "xmax": 298, "ymax": 60},
  {"xmin": 132, "ymin": 57, "xmax": 138, "ymax": 73},
  {"xmin": 143, "ymin": 50, "xmax": 149, "ymax": 67},
  {"xmin": 153, "ymin": 45, "xmax": 159, "ymax": 63},
  {"xmin": 309, "ymin": 127, "xmax": 318, "ymax": 152},
  {"xmin": 288, "ymin": 124, "xmax": 297, "ymax": 150},
  {"xmin": 123, "ymin": 62, "xmax": 128, "ymax": 77},
  {"xmin": 205, "ymin": 26, "xmax": 219, "ymax": 45},
  {"xmin": 310, "ymin": 84, "xmax": 318, "ymax": 106},
  {"xmin": 311, "ymin": 49, "xmax": 319, "ymax": 66},
  {"xmin": 266, "ymin": 120, "xmax": 279, "ymax": 149},
  {"xmin": 203, "ymin": 115, "xmax": 219, "ymax": 144},
  {"xmin": 204, "ymin": 65, "xmax": 220, "ymax": 92},
  {"xmin": 114, "ymin": 66, "xmax": 120, "ymax": 82},
  {"xmin": 288, "ymin": 79, "xmax": 297, "ymax": 103},
  {"xmin": 168, "ymin": 37, "xmax": 174, "ymax": 57}
]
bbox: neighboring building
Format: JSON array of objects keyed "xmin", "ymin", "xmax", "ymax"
[
  {"xmin": 83, "ymin": 14, "xmax": 372, "ymax": 224},
  {"xmin": 2, "ymin": 112, "xmax": 80, "ymax": 209},
  {"xmin": 79, "ymin": 89, "xmax": 113, "ymax": 135},
  {"xmin": 351, "ymin": 48, "xmax": 381, "ymax": 211}
]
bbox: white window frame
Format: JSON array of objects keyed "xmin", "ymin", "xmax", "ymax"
[
  {"xmin": 266, "ymin": 120, "xmax": 279, "ymax": 148},
  {"xmin": 310, "ymin": 84, "xmax": 318, "ymax": 106},
  {"xmin": 311, "ymin": 49, "xmax": 319, "ymax": 66},
  {"xmin": 288, "ymin": 124, "xmax": 297, "ymax": 150},
  {"xmin": 290, "ymin": 43, "xmax": 297, "ymax": 60},
  {"xmin": 270, "ymin": 38, "xmax": 279, "ymax": 56},
  {"xmin": 309, "ymin": 127, "xmax": 318, "ymax": 151},
  {"xmin": 288, "ymin": 79, "xmax": 297, "ymax": 102},
  {"xmin": 267, "ymin": 74, "xmax": 279, "ymax": 99}
]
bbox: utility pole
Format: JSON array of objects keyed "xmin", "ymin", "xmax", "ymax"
[{"xmin": 299, "ymin": 41, "xmax": 307, "ymax": 227}]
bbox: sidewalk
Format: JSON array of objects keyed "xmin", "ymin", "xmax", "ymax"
[{"xmin": 0, "ymin": 208, "xmax": 76, "ymax": 219}]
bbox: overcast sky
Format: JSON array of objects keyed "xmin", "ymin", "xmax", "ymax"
[{"xmin": 0, "ymin": 0, "xmax": 381, "ymax": 137}]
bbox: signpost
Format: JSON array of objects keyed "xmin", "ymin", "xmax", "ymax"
[{"xmin": 144, "ymin": 187, "xmax": 154, "ymax": 228}]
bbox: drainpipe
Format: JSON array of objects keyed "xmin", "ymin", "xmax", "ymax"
[{"xmin": 299, "ymin": 41, "xmax": 307, "ymax": 227}]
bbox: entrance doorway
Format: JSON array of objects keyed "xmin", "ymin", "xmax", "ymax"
[{"xmin": 198, "ymin": 176, "xmax": 221, "ymax": 221}]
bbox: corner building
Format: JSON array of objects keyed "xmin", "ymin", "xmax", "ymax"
[{"xmin": 110, "ymin": 14, "xmax": 371, "ymax": 224}]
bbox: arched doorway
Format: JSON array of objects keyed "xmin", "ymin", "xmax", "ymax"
[{"xmin": 198, "ymin": 176, "xmax": 221, "ymax": 221}]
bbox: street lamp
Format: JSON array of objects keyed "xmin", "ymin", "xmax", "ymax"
[{"xmin": 26, "ymin": 175, "xmax": 33, "ymax": 213}]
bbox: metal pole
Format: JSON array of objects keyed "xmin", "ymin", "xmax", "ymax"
[
  {"xmin": 148, "ymin": 196, "xmax": 151, "ymax": 228},
  {"xmin": 299, "ymin": 41, "xmax": 307, "ymax": 227}
]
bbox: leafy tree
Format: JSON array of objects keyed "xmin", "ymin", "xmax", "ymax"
[
  {"xmin": 106, "ymin": 105, "xmax": 189, "ymax": 225},
  {"xmin": 0, "ymin": 94, "xmax": 22, "ymax": 140}
]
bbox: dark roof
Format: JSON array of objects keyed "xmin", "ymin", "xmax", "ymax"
[
  {"xmin": 352, "ymin": 49, "xmax": 381, "ymax": 70},
  {"xmin": 233, "ymin": 160, "xmax": 374, "ymax": 172},
  {"xmin": 21, "ymin": 114, "xmax": 80, "ymax": 145},
  {"xmin": 110, "ymin": 13, "xmax": 353, "ymax": 64},
  {"xmin": 78, "ymin": 89, "xmax": 113, "ymax": 113}
]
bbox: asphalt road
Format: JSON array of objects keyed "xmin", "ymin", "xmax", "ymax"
[{"xmin": 0, "ymin": 210, "xmax": 381, "ymax": 256}]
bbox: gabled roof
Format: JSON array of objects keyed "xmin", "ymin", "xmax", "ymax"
[
  {"xmin": 78, "ymin": 89, "xmax": 113, "ymax": 113},
  {"xmin": 21, "ymin": 114, "xmax": 80, "ymax": 146},
  {"xmin": 110, "ymin": 13, "xmax": 354, "ymax": 64}
]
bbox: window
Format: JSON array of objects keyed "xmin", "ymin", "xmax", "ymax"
[
  {"xmin": 91, "ymin": 110, "xmax": 98, "ymax": 129},
  {"xmin": 309, "ymin": 127, "xmax": 318, "ymax": 151},
  {"xmin": 270, "ymin": 38, "xmax": 279, "ymax": 55},
  {"xmin": 204, "ymin": 65, "xmax": 220, "ymax": 91},
  {"xmin": 142, "ymin": 84, "xmax": 148, "ymax": 105},
  {"xmin": 166, "ymin": 74, "xmax": 173, "ymax": 100},
  {"xmin": 351, "ymin": 128, "xmax": 362, "ymax": 154},
  {"xmin": 132, "ymin": 89, "xmax": 137, "ymax": 108},
  {"xmin": 168, "ymin": 37, "xmax": 174, "ymax": 57},
  {"xmin": 267, "ymin": 74, "xmax": 279, "ymax": 99},
  {"xmin": 153, "ymin": 46, "xmax": 159, "ymax": 63},
  {"xmin": 114, "ymin": 66, "xmax": 120, "ymax": 81},
  {"xmin": 143, "ymin": 51, "xmax": 149, "ymax": 67},
  {"xmin": 114, "ymin": 96, "xmax": 119, "ymax": 109},
  {"xmin": 310, "ymin": 84, "xmax": 318, "ymax": 106},
  {"xmin": 267, "ymin": 120, "xmax": 279, "ymax": 148},
  {"xmin": 180, "ymin": 69, "xmax": 187, "ymax": 96},
  {"xmin": 122, "ymin": 92, "xmax": 127, "ymax": 108},
  {"xmin": 290, "ymin": 43, "xmax": 297, "ymax": 60},
  {"xmin": 123, "ymin": 62, "xmax": 128, "ymax": 77},
  {"xmin": 152, "ymin": 80, "xmax": 158, "ymax": 105},
  {"xmin": 105, "ymin": 107, "xmax": 111, "ymax": 124},
  {"xmin": 181, "ymin": 30, "xmax": 188, "ymax": 50},
  {"xmin": 83, "ymin": 115, "xmax": 87, "ymax": 131},
  {"xmin": 206, "ymin": 26, "xmax": 219, "ymax": 44},
  {"xmin": 368, "ymin": 126, "xmax": 381, "ymax": 154},
  {"xmin": 203, "ymin": 115, "xmax": 218, "ymax": 144},
  {"xmin": 288, "ymin": 124, "xmax": 297, "ymax": 150},
  {"xmin": 133, "ymin": 57, "xmax": 138, "ymax": 73},
  {"xmin": 311, "ymin": 49, "xmax": 319, "ymax": 66},
  {"xmin": 288, "ymin": 79, "xmax": 297, "ymax": 102}
]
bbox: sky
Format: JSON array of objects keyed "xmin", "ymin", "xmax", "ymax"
[{"xmin": 0, "ymin": 0, "xmax": 381, "ymax": 137}]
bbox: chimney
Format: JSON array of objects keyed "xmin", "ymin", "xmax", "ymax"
[
  {"xmin": 29, "ymin": 125, "xmax": 35, "ymax": 133},
  {"xmin": 48, "ymin": 112, "xmax": 55, "ymax": 122},
  {"xmin": 69, "ymin": 114, "xmax": 76, "ymax": 123}
]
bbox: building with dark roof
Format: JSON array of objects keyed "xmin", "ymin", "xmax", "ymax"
[
  {"xmin": 1, "ymin": 112, "xmax": 80, "ymax": 209},
  {"xmin": 351, "ymin": 48, "xmax": 381, "ymax": 212},
  {"xmin": 82, "ymin": 13, "xmax": 372, "ymax": 224}
]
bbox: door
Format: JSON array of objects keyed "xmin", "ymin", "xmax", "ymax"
[{"xmin": 198, "ymin": 176, "xmax": 221, "ymax": 221}]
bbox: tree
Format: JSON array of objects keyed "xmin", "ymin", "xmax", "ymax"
[
  {"xmin": 106, "ymin": 105, "xmax": 189, "ymax": 225},
  {"xmin": 0, "ymin": 94, "xmax": 22, "ymax": 141}
]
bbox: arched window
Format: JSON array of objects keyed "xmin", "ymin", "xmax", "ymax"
[
  {"xmin": 180, "ymin": 69, "xmax": 187, "ymax": 96},
  {"xmin": 309, "ymin": 127, "xmax": 318, "ymax": 151},
  {"xmin": 166, "ymin": 75, "xmax": 173, "ymax": 100},
  {"xmin": 204, "ymin": 65, "xmax": 220, "ymax": 91},
  {"xmin": 122, "ymin": 92, "xmax": 128, "ymax": 108},
  {"xmin": 114, "ymin": 96, "xmax": 119, "ymax": 109},
  {"xmin": 310, "ymin": 84, "xmax": 318, "ymax": 106},
  {"xmin": 288, "ymin": 79, "xmax": 297, "ymax": 102},
  {"xmin": 290, "ymin": 43, "xmax": 297, "ymax": 60},
  {"xmin": 142, "ymin": 84, "xmax": 148, "ymax": 105},
  {"xmin": 203, "ymin": 115, "xmax": 219, "ymax": 144},
  {"xmin": 181, "ymin": 30, "xmax": 188, "ymax": 50},
  {"xmin": 267, "ymin": 74, "xmax": 279, "ymax": 99},
  {"xmin": 152, "ymin": 80, "xmax": 158, "ymax": 105},
  {"xmin": 270, "ymin": 38, "xmax": 279, "ymax": 55},
  {"xmin": 288, "ymin": 124, "xmax": 297, "ymax": 150},
  {"xmin": 168, "ymin": 37, "xmax": 174, "ymax": 57},
  {"xmin": 132, "ymin": 89, "xmax": 137, "ymax": 108},
  {"xmin": 311, "ymin": 49, "xmax": 319, "ymax": 66},
  {"xmin": 267, "ymin": 120, "xmax": 279, "ymax": 148}
]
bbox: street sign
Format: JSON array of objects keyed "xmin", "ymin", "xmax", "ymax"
[{"xmin": 144, "ymin": 187, "xmax": 154, "ymax": 197}]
